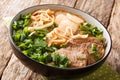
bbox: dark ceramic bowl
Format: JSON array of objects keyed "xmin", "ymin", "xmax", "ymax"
[{"xmin": 9, "ymin": 4, "xmax": 112, "ymax": 78}]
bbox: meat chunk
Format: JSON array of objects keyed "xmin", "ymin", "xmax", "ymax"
[
  {"xmin": 66, "ymin": 13, "xmax": 85, "ymax": 24},
  {"xmin": 55, "ymin": 11, "xmax": 84, "ymax": 34},
  {"xmin": 67, "ymin": 37, "xmax": 105, "ymax": 45},
  {"xmin": 55, "ymin": 12, "xmax": 67, "ymax": 25},
  {"xmin": 56, "ymin": 37, "xmax": 106, "ymax": 67},
  {"xmin": 58, "ymin": 19, "xmax": 78, "ymax": 33},
  {"xmin": 56, "ymin": 47, "xmax": 87, "ymax": 68}
]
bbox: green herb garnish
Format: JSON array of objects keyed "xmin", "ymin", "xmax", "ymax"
[
  {"xmin": 90, "ymin": 44, "xmax": 97, "ymax": 54},
  {"xmin": 79, "ymin": 22, "xmax": 103, "ymax": 38},
  {"xmin": 52, "ymin": 52, "xmax": 69, "ymax": 68}
]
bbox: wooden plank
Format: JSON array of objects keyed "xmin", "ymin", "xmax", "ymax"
[
  {"xmin": 0, "ymin": 0, "xmax": 40, "ymax": 20},
  {"xmin": 1, "ymin": 55, "xmax": 34, "ymax": 80},
  {"xmin": 40, "ymin": 0, "xmax": 77, "ymax": 7},
  {"xmin": 1, "ymin": 0, "xmax": 77, "ymax": 80},
  {"xmin": 106, "ymin": 0, "xmax": 120, "ymax": 73},
  {"xmin": 0, "ymin": 0, "xmax": 40, "ymax": 77},
  {"xmin": 1, "ymin": 54, "xmax": 44, "ymax": 80},
  {"xmin": 75, "ymin": 0, "xmax": 114, "ymax": 27},
  {"xmin": 0, "ymin": 23, "xmax": 13, "ymax": 76}
]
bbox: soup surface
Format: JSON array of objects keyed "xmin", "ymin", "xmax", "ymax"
[{"xmin": 12, "ymin": 9, "xmax": 106, "ymax": 68}]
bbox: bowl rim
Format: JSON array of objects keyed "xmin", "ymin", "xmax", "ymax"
[{"xmin": 9, "ymin": 4, "xmax": 112, "ymax": 70}]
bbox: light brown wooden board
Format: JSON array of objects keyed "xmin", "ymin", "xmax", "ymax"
[
  {"xmin": 0, "ymin": 23, "xmax": 13, "ymax": 77},
  {"xmin": 40, "ymin": 0, "xmax": 77, "ymax": 7},
  {"xmin": 0, "ymin": 0, "xmax": 40, "ymax": 77},
  {"xmin": 0, "ymin": 0, "xmax": 119, "ymax": 79},
  {"xmin": 75, "ymin": 0, "xmax": 114, "ymax": 27},
  {"xmin": 106, "ymin": 0, "xmax": 120, "ymax": 73}
]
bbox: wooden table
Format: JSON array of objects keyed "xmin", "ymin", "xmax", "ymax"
[{"xmin": 0, "ymin": 0, "xmax": 120, "ymax": 79}]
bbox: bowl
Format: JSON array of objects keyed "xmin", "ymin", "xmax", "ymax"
[{"xmin": 9, "ymin": 4, "xmax": 112, "ymax": 78}]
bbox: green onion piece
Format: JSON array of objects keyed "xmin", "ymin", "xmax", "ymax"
[
  {"xmin": 60, "ymin": 43, "xmax": 67, "ymax": 48},
  {"xmin": 12, "ymin": 21, "xmax": 17, "ymax": 29},
  {"xmin": 94, "ymin": 54, "xmax": 100, "ymax": 61},
  {"xmin": 52, "ymin": 53, "xmax": 70, "ymax": 68},
  {"xmin": 13, "ymin": 30, "xmax": 21, "ymax": 41},
  {"xmin": 79, "ymin": 22, "xmax": 103, "ymax": 38},
  {"xmin": 90, "ymin": 44, "xmax": 97, "ymax": 54}
]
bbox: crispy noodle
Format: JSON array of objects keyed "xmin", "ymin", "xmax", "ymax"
[
  {"xmin": 28, "ymin": 9, "xmax": 55, "ymax": 32},
  {"xmin": 47, "ymin": 26, "xmax": 88, "ymax": 47}
]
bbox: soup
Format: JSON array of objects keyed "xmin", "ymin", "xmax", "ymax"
[{"xmin": 12, "ymin": 9, "xmax": 106, "ymax": 68}]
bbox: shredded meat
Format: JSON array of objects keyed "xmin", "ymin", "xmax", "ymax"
[
  {"xmin": 56, "ymin": 37, "xmax": 106, "ymax": 68},
  {"xmin": 56, "ymin": 46, "xmax": 87, "ymax": 68},
  {"xmin": 67, "ymin": 37, "xmax": 105, "ymax": 45}
]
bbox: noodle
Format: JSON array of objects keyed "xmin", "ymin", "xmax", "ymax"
[
  {"xmin": 27, "ymin": 9, "xmax": 86, "ymax": 46},
  {"xmin": 28, "ymin": 9, "xmax": 55, "ymax": 32}
]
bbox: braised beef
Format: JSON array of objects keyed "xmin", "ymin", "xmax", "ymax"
[{"xmin": 56, "ymin": 37, "xmax": 106, "ymax": 67}]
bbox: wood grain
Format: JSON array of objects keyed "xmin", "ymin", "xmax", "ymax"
[
  {"xmin": 0, "ymin": 0, "xmax": 40, "ymax": 77},
  {"xmin": 0, "ymin": 0, "xmax": 119, "ymax": 79},
  {"xmin": 0, "ymin": 24, "xmax": 13, "ymax": 77},
  {"xmin": 1, "ymin": 55, "xmax": 33, "ymax": 80},
  {"xmin": 107, "ymin": 0, "xmax": 120, "ymax": 73},
  {"xmin": 2, "ymin": 54, "xmax": 44, "ymax": 80},
  {"xmin": 40, "ymin": 0, "xmax": 77, "ymax": 7},
  {"xmin": 75, "ymin": 0, "xmax": 114, "ymax": 27}
]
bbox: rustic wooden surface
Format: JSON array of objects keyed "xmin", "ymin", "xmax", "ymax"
[
  {"xmin": 0, "ymin": 0, "xmax": 120, "ymax": 79},
  {"xmin": 107, "ymin": 0, "xmax": 120, "ymax": 73}
]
